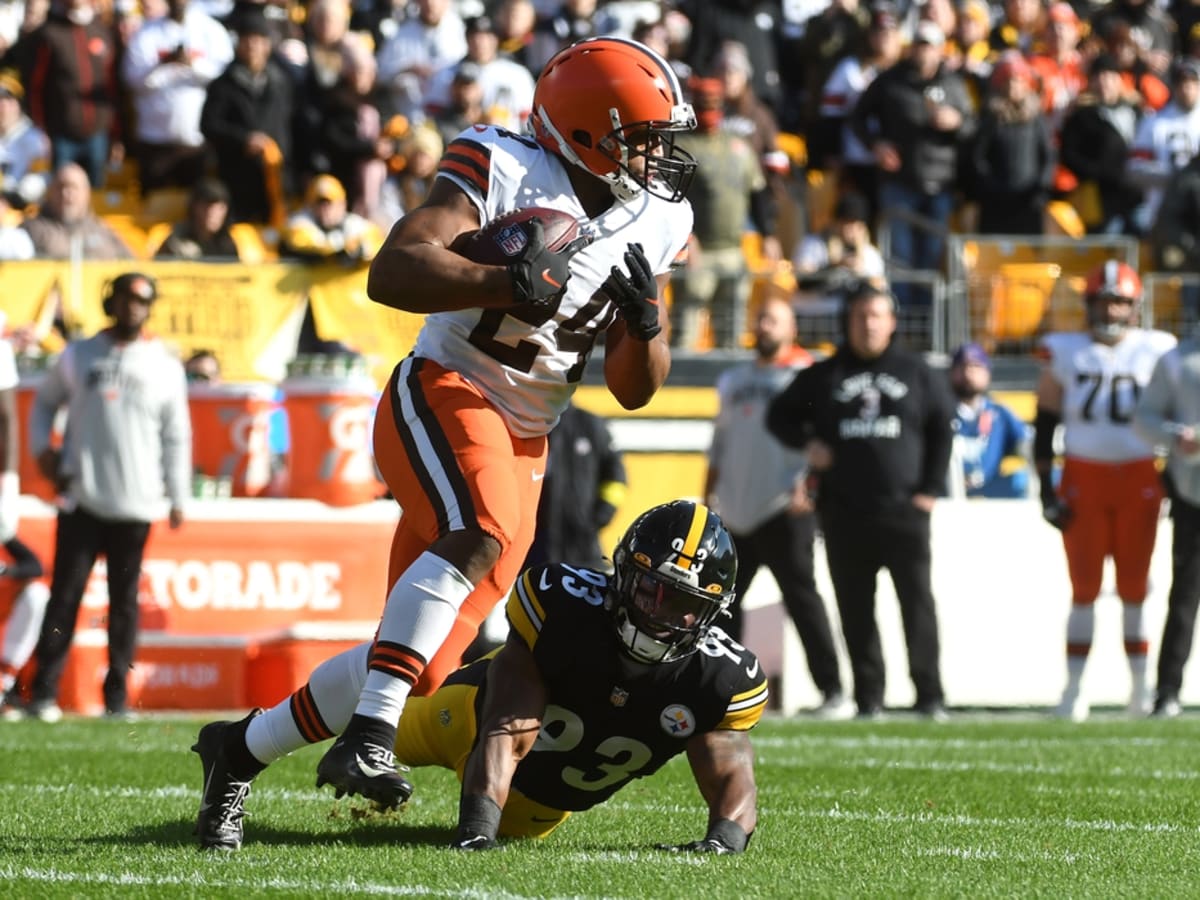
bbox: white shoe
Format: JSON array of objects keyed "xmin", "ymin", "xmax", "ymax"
[
  {"xmin": 1053, "ymin": 694, "xmax": 1089, "ymax": 722},
  {"xmin": 1127, "ymin": 690, "xmax": 1154, "ymax": 718},
  {"xmin": 813, "ymin": 692, "xmax": 856, "ymax": 721},
  {"xmin": 31, "ymin": 702, "xmax": 63, "ymax": 723}
]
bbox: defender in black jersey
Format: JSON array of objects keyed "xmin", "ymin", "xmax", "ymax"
[
  {"xmin": 395, "ymin": 500, "xmax": 766, "ymax": 852},
  {"xmin": 193, "ymin": 501, "xmax": 766, "ymax": 853}
]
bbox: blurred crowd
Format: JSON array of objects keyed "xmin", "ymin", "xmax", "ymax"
[{"xmin": 0, "ymin": 0, "xmax": 1198, "ymax": 349}]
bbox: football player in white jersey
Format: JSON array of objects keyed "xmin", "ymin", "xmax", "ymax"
[
  {"xmin": 1034, "ymin": 261, "xmax": 1177, "ymax": 721},
  {"xmin": 192, "ymin": 36, "xmax": 698, "ymax": 846}
]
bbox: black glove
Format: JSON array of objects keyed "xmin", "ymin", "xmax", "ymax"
[
  {"xmin": 656, "ymin": 838, "xmax": 739, "ymax": 855},
  {"xmin": 603, "ymin": 242, "xmax": 661, "ymax": 340},
  {"xmin": 1040, "ymin": 480, "xmax": 1072, "ymax": 532},
  {"xmin": 507, "ymin": 219, "xmax": 591, "ymax": 309},
  {"xmin": 449, "ymin": 833, "xmax": 499, "ymax": 851}
]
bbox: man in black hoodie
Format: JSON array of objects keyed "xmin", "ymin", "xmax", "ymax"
[{"xmin": 767, "ymin": 281, "xmax": 955, "ymax": 719}]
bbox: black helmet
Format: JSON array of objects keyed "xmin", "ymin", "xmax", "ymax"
[{"xmin": 608, "ymin": 500, "xmax": 737, "ymax": 663}]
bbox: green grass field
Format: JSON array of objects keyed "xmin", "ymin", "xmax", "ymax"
[{"xmin": 2, "ymin": 710, "xmax": 1198, "ymax": 898}]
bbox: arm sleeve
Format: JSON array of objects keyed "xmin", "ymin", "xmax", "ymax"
[
  {"xmin": 1132, "ymin": 352, "xmax": 1177, "ymax": 448},
  {"xmin": 160, "ymin": 363, "xmax": 192, "ymax": 507},
  {"xmin": 919, "ymin": 365, "xmax": 956, "ymax": 496},
  {"xmin": 28, "ymin": 347, "xmax": 71, "ymax": 457},
  {"xmin": 766, "ymin": 367, "xmax": 816, "ymax": 449}
]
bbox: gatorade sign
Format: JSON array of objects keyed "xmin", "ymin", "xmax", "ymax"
[{"xmin": 16, "ymin": 499, "xmax": 397, "ymax": 634}]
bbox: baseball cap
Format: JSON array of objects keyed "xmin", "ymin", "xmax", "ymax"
[
  {"xmin": 464, "ymin": 15, "xmax": 493, "ymax": 36},
  {"xmin": 1090, "ymin": 52, "xmax": 1121, "ymax": 76},
  {"xmin": 834, "ymin": 191, "xmax": 870, "ymax": 223},
  {"xmin": 454, "ymin": 61, "xmax": 483, "ymax": 83},
  {"xmin": 0, "ymin": 68, "xmax": 23, "ymax": 100},
  {"xmin": 306, "ymin": 174, "xmax": 346, "ymax": 205},
  {"xmin": 191, "ymin": 177, "xmax": 231, "ymax": 206},
  {"xmin": 234, "ymin": 6, "xmax": 273, "ymax": 37},
  {"xmin": 1175, "ymin": 58, "xmax": 1200, "ymax": 82},
  {"xmin": 951, "ymin": 342, "xmax": 991, "ymax": 369},
  {"xmin": 914, "ymin": 20, "xmax": 945, "ymax": 48}
]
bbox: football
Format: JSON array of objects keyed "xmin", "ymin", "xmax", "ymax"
[{"xmin": 453, "ymin": 207, "xmax": 581, "ymax": 265}]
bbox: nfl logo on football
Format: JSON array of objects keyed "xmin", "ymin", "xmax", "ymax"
[{"xmin": 495, "ymin": 224, "xmax": 528, "ymax": 257}]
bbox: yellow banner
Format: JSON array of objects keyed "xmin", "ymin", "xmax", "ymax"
[
  {"xmin": 62, "ymin": 261, "xmax": 308, "ymax": 383},
  {"xmin": 0, "ymin": 259, "xmax": 69, "ymax": 337},
  {"xmin": 2, "ymin": 260, "xmax": 422, "ymax": 386},
  {"xmin": 306, "ymin": 265, "xmax": 425, "ymax": 386}
]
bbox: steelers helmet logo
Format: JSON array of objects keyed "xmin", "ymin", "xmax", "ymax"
[{"xmin": 660, "ymin": 704, "xmax": 696, "ymax": 738}]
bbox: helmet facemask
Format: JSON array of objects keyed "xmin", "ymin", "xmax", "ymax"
[
  {"xmin": 1086, "ymin": 293, "xmax": 1138, "ymax": 342},
  {"xmin": 610, "ymin": 565, "xmax": 731, "ymax": 663},
  {"xmin": 536, "ymin": 103, "xmax": 697, "ymax": 203}
]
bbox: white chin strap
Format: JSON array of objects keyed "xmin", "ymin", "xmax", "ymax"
[{"xmin": 535, "ymin": 104, "xmax": 642, "ymax": 203}]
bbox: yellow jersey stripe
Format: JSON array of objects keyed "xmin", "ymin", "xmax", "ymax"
[
  {"xmin": 719, "ymin": 680, "xmax": 769, "ymax": 731},
  {"xmin": 507, "ymin": 570, "xmax": 544, "ymax": 650},
  {"xmin": 676, "ymin": 502, "xmax": 709, "ymax": 570}
]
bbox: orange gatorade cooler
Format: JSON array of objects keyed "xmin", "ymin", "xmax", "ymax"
[
  {"xmin": 16, "ymin": 373, "xmax": 61, "ymax": 502},
  {"xmin": 188, "ymin": 382, "xmax": 278, "ymax": 497},
  {"xmin": 282, "ymin": 369, "xmax": 382, "ymax": 506}
]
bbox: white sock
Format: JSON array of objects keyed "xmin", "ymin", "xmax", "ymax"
[
  {"xmin": 1, "ymin": 582, "xmax": 49, "ymax": 673},
  {"xmin": 246, "ymin": 642, "xmax": 371, "ymax": 765},
  {"xmin": 1123, "ymin": 603, "xmax": 1150, "ymax": 702},
  {"xmin": 355, "ymin": 551, "xmax": 473, "ymax": 725},
  {"xmin": 1063, "ymin": 603, "xmax": 1095, "ymax": 697}
]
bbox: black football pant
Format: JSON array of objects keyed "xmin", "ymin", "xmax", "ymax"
[
  {"xmin": 819, "ymin": 505, "xmax": 944, "ymax": 712},
  {"xmin": 1155, "ymin": 496, "xmax": 1200, "ymax": 699},
  {"xmin": 726, "ymin": 510, "xmax": 844, "ymax": 698},
  {"xmin": 32, "ymin": 507, "xmax": 151, "ymax": 713}
]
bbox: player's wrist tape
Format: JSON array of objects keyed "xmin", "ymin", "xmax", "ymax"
[
  {"xmin": 705, "ymin": 818, "xmax": 750, "ymax": 853},
  {"xmin": 1033, "ymin": 407, "xmax": 1061, "ymax": 467},
  {"xmin": 457, "ymin": 794, "xmax": 502, "ymax": 840}
]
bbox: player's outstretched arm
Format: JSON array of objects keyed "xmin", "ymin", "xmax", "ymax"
[
  {"xmin": 452, "ymin": 633, "xmax": 548, "ymax": 850},
  {"xmin": 602, "ymin": 262, "xmax": 671, "ymax": 411},
  {"xmin": 367, "ymin": 179, "xmax": 512, "ymax": 315},
  {"xmin": 657, "ymin": 729, "xmax": 757, "ymax": 854}
]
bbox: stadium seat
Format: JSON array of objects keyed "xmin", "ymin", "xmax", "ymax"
[
  {"xmin": 100, "ymin": 213, "xmax": 151, "ymax": 259},
  {"xmin": 977, "ymin": 262, "xmax": 1060, "ymax": 344}
]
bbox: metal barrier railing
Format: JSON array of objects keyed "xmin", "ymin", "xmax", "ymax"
[
  {"xmin": 945, "ymin": 234, "xmax": 1139, "ymax": 355},
  {"xmin": 1144, "ymin": 273, "xmax": 1200, "ymax": 336}
]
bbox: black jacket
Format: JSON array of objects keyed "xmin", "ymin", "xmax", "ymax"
[
  {"xmin": 1152, "ymin": 154, "xmax": 1200, "ymax": 272},
  {"xmin": 200, "ymin": 59, "xmax": 294, "ymax": 224},
  {"xmin": 850, "ymin": 59, "xmax": 975, "ymax": 196},
  {"xmin": 1058, "ymin": 97, "xmax": 1143, "ymax": 227},
  {"xmin": 766, "ymin": 341, "xmax": 954, "ymax": 519},
  {"xmin": 526, "ymin": 404, "xmax": 626, "ymax": 569}
]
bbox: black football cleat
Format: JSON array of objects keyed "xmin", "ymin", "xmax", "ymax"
[
  {"xmin": 315, "ymin": 735, "xmax": 414, "ymax": 809},
  {"xmin": 192, "ymin": 709, "xmax": 263, "ymax": 851}
]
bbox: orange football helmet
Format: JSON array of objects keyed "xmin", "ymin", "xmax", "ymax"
[
  {"xmin": 1084, "ymin": 260, "xmax": 1142, "ymax": 340},
  {"xmin": 529, "ymin": 37, "xmax": 697, "ymax": 203}
]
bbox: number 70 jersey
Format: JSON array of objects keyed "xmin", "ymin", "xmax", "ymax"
[{"xmin": 1041, "ymin": 329, "xmax": 1177, "ymax": 462}]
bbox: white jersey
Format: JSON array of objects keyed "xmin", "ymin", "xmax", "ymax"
[
  {"xmin": 414, "ymin": 125, "xmax": 693, "ymax": 438},
  {"xmin": 1127, "ymin": 100, "xmax": 1200, "ymax": 230},
  {"xmin": 1042, "ymin": 329, "xmax": 1177, "ymax": 463},
  {"xmin": 819, "ymin": 55, "xmax": 878, "ymax": 166}
]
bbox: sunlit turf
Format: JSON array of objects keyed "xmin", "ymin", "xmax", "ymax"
[{"xmin": 1, "ymin": 710, "xmax": 1198, "ymax": 898}]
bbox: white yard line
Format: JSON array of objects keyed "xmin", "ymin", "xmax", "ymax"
[
  {"xmin": 768, "ymin": 754, "xmax": 1200, "ymax": 781},
  {"xmin": 603, "ymin": 801, "xmax": 1200, "ymax": 835},
  {"xmin": 0, "ymin": 866, "xmax": 598, "ymax": 899}
]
